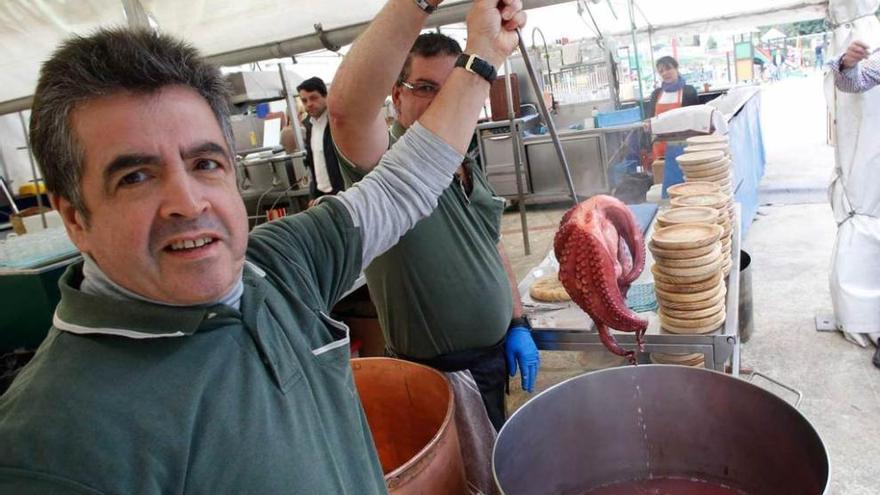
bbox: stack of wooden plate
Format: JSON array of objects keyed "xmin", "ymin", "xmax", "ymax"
[
  {"xmin": 669, "ymin": 192, "xmax": 733, "ymax": 275},
  {"xmin": 650, "ymin": 351, "xmax": 705, "ymax": 367},
  {"xmin": 649, "ymin": 223, "xmax": 727, "ymax": 334},
  {"xmin": 676, "ymin": 150, "xmax": 731, "ymax": 193},
  {"xmin": 683, "ymin": 136, "xmax": 736, "ymax": 229}
]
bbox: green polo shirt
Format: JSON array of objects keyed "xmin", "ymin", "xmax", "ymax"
[
  {"xmin": 338, "ymin": 122, "xmax": 512, "ymax": 359},
  {"xmin": 0, "ymin": 200, "xmax": 387, "ymax": 494}
]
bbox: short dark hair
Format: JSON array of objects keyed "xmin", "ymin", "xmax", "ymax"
[
  {"xmin": 30, "ymin": 28, "xmax": 232, "ymax": 219},
  {"xmin": 397, "ymin": 33, "xmax": 462, "ymax": 84},
  {"xmin": 656, "ymin": 56, "xmax": 679, "ymax": 71},
  {"xmin": 296, "ymin": 77, "xmax": 327, "ymax": 97}
]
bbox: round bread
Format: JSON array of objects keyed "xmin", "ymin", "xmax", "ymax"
[
  {"xmin": 677, "ymin": 150, "xmax": 725, "ymax": 166},
  {"xmin": 667, "ymin": 182, "xmax": 721, "ymax": 198},
  {"xmin": 651, "ymin": 223, "xmax": 722, "ymax": 250},
  {"xmin": 686, "ymin": 134, "xmax": 729, "ymax": 145},
  {"xmin": 529, "ymin": 274, "xmax": 571, "ymax": 302},
  {"xmin": 660, "ymin": 308, "xmax": 726, "ymax": 334}
]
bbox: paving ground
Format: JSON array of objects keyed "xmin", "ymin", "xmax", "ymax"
[{"xmin": 499, "ymin": 71, "xmax": 878, "ymax": 494}]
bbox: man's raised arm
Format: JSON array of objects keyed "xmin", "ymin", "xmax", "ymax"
[
  {"xmin": 332, "ymin": 0, "xmax": 526, "ymax": 266},
  {"xmin": 328, "ymin": 0, "xmax": 437, "ymax": 170}
]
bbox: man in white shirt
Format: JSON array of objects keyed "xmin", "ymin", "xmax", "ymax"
[{"xmin": 297, "ymin": 77, "xmax": 344, "ymax": 203}]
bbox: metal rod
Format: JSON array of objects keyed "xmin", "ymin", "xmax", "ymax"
[
  {"xmin": 627, "ymin": 0, "xmax": 646, "ymax": 118},
  {"xmin": 278, "ymin": 63, "xmax": 306, "ymax": 152},
  {"xmin": 504, "ymin": 59, "xmax": 530, "ymax": 256},
  {"xmin": 0, "ymin": 176, "xmax": 18, "ymax": 214},
  {"xmin": 18, "ymin": 111, "xmax": 46, "ymax": 229},
  {"xmin": 515, "ymin": 28, "xmax": 578, "ymax": 206}
]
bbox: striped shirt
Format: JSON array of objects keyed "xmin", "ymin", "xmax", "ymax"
[{"xmin": 832, "ymin": 52, "xmax": 880, "ymax": 93}]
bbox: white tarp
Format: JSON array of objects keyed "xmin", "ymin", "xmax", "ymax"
[
  {"xmin": 826, "ymin": 0, "xmax": 880, "ymax": 344},
  {"xmin": 0, "ymin": 0, "xmax": 828, "ymax": 107}
]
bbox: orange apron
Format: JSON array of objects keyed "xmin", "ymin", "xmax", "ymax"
[{"xmin": 652, "ymin": 89, "xmax": 683, "ymax": 161}]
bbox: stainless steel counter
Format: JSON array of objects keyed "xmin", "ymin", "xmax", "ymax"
[{"xmin": 519, "ymin": 204, "xmax": 742, "ymax": 374}]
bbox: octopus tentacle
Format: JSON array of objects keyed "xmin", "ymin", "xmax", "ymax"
[{"xmin": 554, "ymin": 195, "xmax": 648, "ymax": 360}]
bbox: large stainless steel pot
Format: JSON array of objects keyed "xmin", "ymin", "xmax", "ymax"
[{"xmin": 493, "ymin": 365, "xmax": 829, "ymax": 495}]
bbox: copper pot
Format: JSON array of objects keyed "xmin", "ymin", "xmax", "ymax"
[{"xmin": 352, "ymin": 357, "xmax": 467, "ymax": 494}]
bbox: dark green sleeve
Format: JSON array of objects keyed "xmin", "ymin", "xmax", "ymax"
[
  {"xmin": 334, "ymin": 142, "xmax": 369, "ymax": 188},
  {"xmin": 246, "ymin": 199, "xmax": 363, "ymax": 309},
  {"xmin": 0, "ymin": 468, "xmax": 104, "ymax": 494}
]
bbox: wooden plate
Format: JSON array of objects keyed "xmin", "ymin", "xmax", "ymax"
[
  {"xmin": 670, "ymin": 193, "xmax": 728, "ymax": 210},
  {"xmin": 676, "ymin": 150, "xmax": 726, "ymax": 166},
  {"xmin": 655, "ymin": 278, "xmax": 724, "ymax": 302},
  {"xmin": 654, "ymin": 257, "xmax": 723, "ymax": 279},
  {"xmin": 667, "ymin": 182, "xmax": 721, "ymax": 198},
  {"xmin": 529, "ymin": 274, "xmax": 571, "ymax": 302},
  {"xmin": 685, "ymin": 143, "xmax": 729, "ymax": 154},
  {"xmin": 657, "ymin": 286, "xmax": 726, "ymax": 311},
  {"xmin": 680, "ymin": 158, "xmax": 730, "ymax": 175},
  {"xmin": 649, "ymin": 240, "xmax": 717, "ymax": 260},
  {"xmin": 661, "ymin": 298, "xmax": 726, "ymax": 320},
  {"xmin": 686, "ymin": 134, "xmax": 729, "ymax": 145},
  {"xmin": 650, "ymin": 352, "xmax": 705, "ymax": 366},
  {"xmin": 657, "ymin": 206, "xmax": 720, "ymax": 226},
  {"xmin": 660, "ymin": 308, "xmax": 726, "ymax": 334},
  {"xmin": 685, "ymin": 168, "xmax": 731, "ymax": 181},
  {"xmin": 653, "ymin": 243, "xmax": 722, "ymax": 268},
  {"xmin": 652, "ymin": 264, "xmax": 724, "ymax": 285},
  {"xmin": 653, "ymin": 271, "xmax": 723, "ymax": 294},
  {"xmin": 651, "ymin": 223, "xmax": 722, "ymax": 250}
]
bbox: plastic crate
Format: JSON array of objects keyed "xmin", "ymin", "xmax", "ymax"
[{"xmin": 596, "ymin": 106, "xmax": 642, "ymax": 128}]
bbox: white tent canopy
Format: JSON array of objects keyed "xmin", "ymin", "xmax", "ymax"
[{"xmin": 0, "ymin": 0, "xmax": 829, "ymax": 112}]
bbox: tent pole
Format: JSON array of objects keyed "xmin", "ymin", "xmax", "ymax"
[{"xmin": 628, "ymin": 0, "xmax": 646, "ymax": 117}]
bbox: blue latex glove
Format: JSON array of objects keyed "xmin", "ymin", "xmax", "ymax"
[{"xmin": 505, "ymin": 326, "xmax": 540, "ymax": 392}]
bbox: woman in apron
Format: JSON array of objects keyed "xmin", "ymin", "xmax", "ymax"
[{"xmin": 648, "ymin": 56, "xmax": 699, "ymax": 194}]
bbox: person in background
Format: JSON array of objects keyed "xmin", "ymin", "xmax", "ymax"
[
  {"xmin": 832, "ymin": 40, "xmax": 880, "ymax": 94},
  {"xmin": 329, "ymin": 0, "xmax": 532, "ymax": 492},
  {"xmin": 648, "ymin": 55, "xmax": 699, "ymax": 162},
  {"xmin": 297, "ymin": 76, "xmax": 345, "ymax": 205},
  {"xmin": 0, "ymin": 0, "xmax": 524, "ymax": 489},
  {"xmin": 830, "ymin": 39, "xmax": 880, "ymax": 369}
]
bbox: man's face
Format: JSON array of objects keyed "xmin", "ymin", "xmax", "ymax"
[
  {"xmin": 392, "ymin": 54, "xmax": 457, "ymax": 128},
  {"xmin": 58, "ymin": 85, "xmax": 248, "ymax": 305},
  {"xmin": 299, "ymin": 89, "xmax": 327, "ymax": 119}
]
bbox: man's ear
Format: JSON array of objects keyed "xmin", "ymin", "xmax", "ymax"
[
  {"xmin": 391, "ymin": 84, "xmax": 402, "ymax": 116},
  {"xmin": 51, "ymin": 193, "xmax": 90, "ymax": 254}
]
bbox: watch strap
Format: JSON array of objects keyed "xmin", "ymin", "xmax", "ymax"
[
  {"xmin": 412, "ymin": 0, "xmax": 436, "ymax": 14},
  {"xmin": 454, "ymin": 53, "xmax": 497, "ymax": 83}
]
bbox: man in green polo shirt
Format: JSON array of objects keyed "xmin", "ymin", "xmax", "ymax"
[
  {"xmin": 329, "ymin": 0, "xmax": 537, "ymax": 491},
  {"xmin": 0, "ymin": 1, "xmax": 526, "ymax": 492}
]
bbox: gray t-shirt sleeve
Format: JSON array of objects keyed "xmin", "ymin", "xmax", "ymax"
[{"xmin": 333, "ymin": 122, "xmax": 464, "ymax": 267}]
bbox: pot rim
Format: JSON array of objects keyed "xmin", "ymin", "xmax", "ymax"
[{"xmin": 492, "ymin": 364, "xmax": 831, "ymax": 494}]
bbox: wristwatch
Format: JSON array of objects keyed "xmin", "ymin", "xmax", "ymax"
[
  {"xmin": 509, "ymin": 315, "xmax": 532, "ymax": 331},
  {"xmin": 412, "ymin": 0, "xmax": 436, "ymax": 14},
  {"xmin": 455, "ymin": 53, "xmax": 497, "ymax": 84}
]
